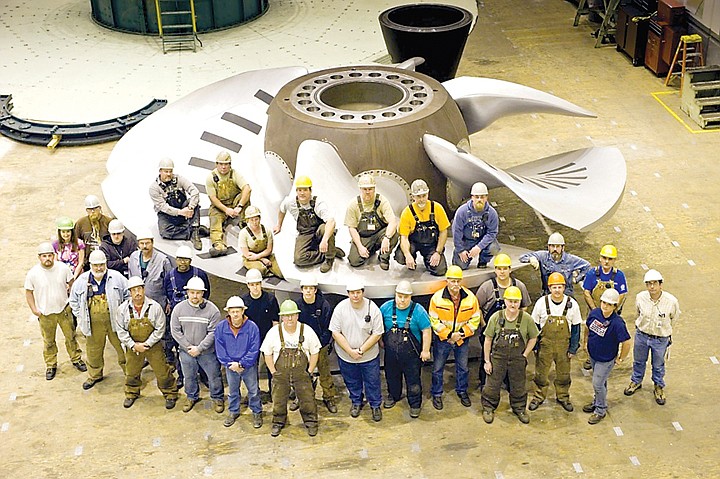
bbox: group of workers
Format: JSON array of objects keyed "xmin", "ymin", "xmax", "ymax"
[{"xmin": 23, "ymin": 150, "xmax": 681, "ymax": 435}]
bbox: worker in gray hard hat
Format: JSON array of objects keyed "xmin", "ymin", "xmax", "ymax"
[
  {"xmin": 74, "ymin": 194, "xmax": 113, "ymax": 270},
  {"xmin": 519, "ymin": 232, "xmax": 590, "ymax": 296},
  {"xmin": 344, "ymin": 174, "xmax": 398, "ymax": 271},
  {"xmin": 452, "ymin": 182, "xmax": 500, "ymax": 269},
  {"xmin": 69, "ymin": 249, "xmax": 129, "ymax": 390},
  {"xmin": 149, "ymin": 157, "xmax": 206, "ymax": 250},
  {"xmin": 394, "ymin": 179, "xmax": 451, "ymax": 276},
  {"xmin": 100, "ymin": 219, "xmax": 138, "ymax": 278}
]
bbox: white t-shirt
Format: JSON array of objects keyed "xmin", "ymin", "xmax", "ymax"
[
  {"xmin": 329, "ymin": 298, "xmax": 384, "ymax": 363},
  {"xmin": 261, "ymin": 323, "xmax": 321, "ymax": 363},
  {"xmin": 531, "ymin": 294, "xmax": 582, "ymax": 330},
  {"xmin": 24, "ymin": 262, "xmax": 73, "ymax": 315}
]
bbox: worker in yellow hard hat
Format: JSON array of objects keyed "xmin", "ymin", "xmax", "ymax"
[
  {"xmin": 528, "ymin": 272, "xmax": 583, "ymax": 413},
  {"xmin": 481, "ymin": 286, "xmax": 539, "ymax": 425},
  {"xmin": 275, "ymin": 175, "xmax": 344, "ymax": 273},
  {"xmin": 428, "ymin": 265, "xmax": 483, "ymax": 410}
]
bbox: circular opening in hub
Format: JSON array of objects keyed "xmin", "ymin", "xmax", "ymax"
[
  {"xmin": 319, "ymin": 81, "xmax": 404, "ymax": 111},
  {"xmin": 385, "ymin": 5, "xmax": 468, "ymax": 29}
]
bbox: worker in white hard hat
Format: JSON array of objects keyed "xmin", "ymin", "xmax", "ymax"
[
  {"xmin": 69, "ymin": 249, "xmax": 129, "ymax": 390},
  {"xmin": 149, "ymin": 157, "xmax": 206, "ymax": 250},
  {"xmin": 583, "ymin": 288, "xmax": 631, "ymax": 424},
  {"xmin": 379, "ymin": 280, "xmax": 432, "ymax": 418},
  {"xmin": 242, "ymin": 267, "xmax": 280, "ymax": 403},
  {"xmin": 25, "ymin": 242, "xmax": 86, "ymax": 380},
  {"xmin": 329, "ymin": 279, "xmax": 384, "ymax": 421},
  {"xmin": 451, "ymin": 182, "xmax": 500, "ymax": 270},
  {"xmin": 624, "ymin": 269, "xmax": 680, "ymax": 406},
  {"xmin": 206, "ymin": 150, "xmax": 252, "ymax": 257},
  {"xmin": 74, "ymin": 194, "xmax": 113, "ymax": 270},
  {"xmin": 275, "ymin": 175, "xmax": 344, "ymax": 273},
  {"xmin": 128, "ymin": 228, "xmax": 172, "ymax": 310},
  {"xmin": 116, "ymin": 276, "xmax": 179, "ymax": 409},
  {"xmin": 297, "ymin": 274, "xmax": 338, "ymax": 413},
  {"xmin": 344, "ymin": 174, "xmax": 398, "ymax": 271},
  {"xmin": 395, "ymin": 178, "xmax": 451, "ymax": 276},
  {"xmin": 99, "ymin": 219, "xmax": 138, "ymax": 278},
  {"xmin": 519, "ymin": 231, "xmax": 590, "ymax": 296},
  {"xmin": 170, "ymin": 276, "xmax": 225, "ymax": 414},
  {"xmin": 163, "ymin": 245, "xmax": 211, "ymax": 388},
  {"xmin": 238, "ymin": 205, "xmax": 284, "ymax": 279},
  {"xmin": 581, "ymin": 244, "xmax": 628, "ymax": 370}
]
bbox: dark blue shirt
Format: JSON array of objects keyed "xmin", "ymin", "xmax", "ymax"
[
  {"xmin": 298, "ymin": 291, "xmax": 333, "ymax": 347},
  {"xmin": 242, "ymin": 291, "xmax": 279, "ymax": 341},
  {"xmin": 586, "ymin": 308, "xmax": 630, "ymax": 362},
  {"xmin": 164, "ymin": 267, "xmax": 211, "ymax": 309}
]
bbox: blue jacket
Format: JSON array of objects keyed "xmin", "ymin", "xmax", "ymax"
[
  {"xmin": 519, "ymin": 250, "xmax": 590, "ymax": 295},
  {"xmin": 452, "ymin": 199, "xmax": 499, "ymax": 251},
  {"xmin": 214, "ymin": 318, "xmax": 260, "ymax": 369}
]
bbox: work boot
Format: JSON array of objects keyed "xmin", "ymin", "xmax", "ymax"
[
  {"xmin": 319, "ymin": 258, "xmax": 334, "ymax": 273},
  {"xmin": 482, "ymin": 408, "xmax": 494, "ymax": 424},
  {"xmin": 371, "ymin": 407, "xmax": 382, "ymax": 422},
  {"xmin": 72, "ymin": 360, "xmax": 87, "ymax": 372},
  {"xmin": 409, "ymin": 407, "xmax": 421, "ymax": 418},
  {"xmin": 46, "ymin": 367, "xmax": 57, "ymax": 381},
  {"xmin": 383, "ymin": 397, "xmax": 396, "ymax": 409},
  {"xmin": 654, "ymin": 385, "xmax": 666, "ymax": 405},
  {"xmin": 191, "ymin": 228, "xmax": 202, "ymax": 250},
  {"xmin": 307, "ymin": 424, "xmax": 318, "ymax": 437},
  {"xmin": 334, "ymin": 247, "xmax": 346, "ymax": 259},
  {"xmin": 253, "ymin": 412, "xmax": 263, "ymax": 428},
  {"xmin": 583, "ymin": 359, "xmax": 592, "ymax": 370},
  {"xmin": 582, "ymin": 403, "xmax": 595, "ymax": 413},
  {"xmin": 557, "ymin": 399, "xmax": 574, "ymax": 412},
  {"xmin": 457, "ymin": 391, "xmax": 471, "ymax": 407},
  {"xmin": 223, "ymin": 412, "xmax": 240, "ymax": 427},
  {"xmin": 379, "ymin": 260, "xmax": 389, "ymax": 271},
  {"xmin": 624, "ymin": 382, "xmax": 642, "ymax": 396},
  {"xmin": 323, "ymin": 398, "xmax": 338, "ymax": 413},
  {"xmin": 528, "ymin": 399, "xmax": 542, "ymax": 411},
  {"xmin": 213, "ymin": 399, "xmax": 225, "ymax": 413},
  {"xmin": 209, "ymin": 242, "xmax": 228, "ymax": 257},
  {"xmin": 82, "ymin": 376, "xmax": 104, "ymax": 390},
  {"xmin": 432, "ymin": 396, "xmax": 443, "ymax": 410},
  {"xmin": 350, "ymin": 404, "xmax": 362, "ymax": 418},
  {"xmin": 165, "ymin": 398, "xmax": 177, "ymax": 409},
  {"xmin": 271, "ymin": 423, "xmax": 283, "ymax": 437},
  {"xmin": 182, "ymin": 398, "xmax": 199, "ymax": 413},
  {"xmin": 197, "ymin": 225, "xmax": 210, "ymax": 237},
  {"xmin": 515, "ymin": 410, "xmax": 530, "ymax": 424},
  {"xmin": 478, "ymin": 262, "xmax": 488, "ymax": 269},
  {"xmin": 289, "ymin": 398, "xmax": 299, "ymax": 411},
  {"xmin": 123, "ymin": 397, "xmax": 136, "ymax": 408},
  {"xmin": 588, "ymin": 413, "xmax": 605, "ymax": 425}
]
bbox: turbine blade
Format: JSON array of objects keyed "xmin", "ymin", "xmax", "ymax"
[
  {"xmin": 423, "ymin": 134, "xmax": 625, "ymax": 231},
  {"xmin": 442, "ymin": 77, "xmax": 596, "ymax": 134}
]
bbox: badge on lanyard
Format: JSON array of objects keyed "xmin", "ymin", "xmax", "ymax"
[{"xmin": 367, "ymin": 223, "xmax": 376, "ymax": 231}]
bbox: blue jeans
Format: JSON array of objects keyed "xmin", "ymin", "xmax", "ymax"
[
  {"xmin": 631, "ymin": 331, "xmax": 670, "ymax": 388},
  {"xmin": 431, "ymin": 339, "xmax": 469, "ymax": 396},
  {"xmin": 452, "ymin": 238, "xmax": 500, "ymax": 270},
  {"xmin": 226, "ymin": 364, "xmax": 262, "ymax": 414},
  {"xmin": 337, "ymin": 356, "xmax": 382, "ymax": 408},
  {"xmin": 589, "ymin": 358, "xmax": 615, "ymax": 416},
  {"xmin": 179, "ymin": 351, "xmax": 224, "ymax": 402}
]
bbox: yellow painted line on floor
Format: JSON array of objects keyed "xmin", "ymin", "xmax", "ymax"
[{"xmin": 651, "ymin": 91, "xmax": 720, "ymax": 134}]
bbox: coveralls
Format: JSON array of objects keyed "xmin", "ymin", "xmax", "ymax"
[
  {"xmin": 382, "ymin": 301, "xmax": 426, "ymax": 408},
  {"xmin": 241, "ymin": 224, "xmax": 284, "ymax": 278},
  {"xmin": 208, "ymin": 168, "xmax": 249, "ymax": 248},
  {"xmin": 395, "ymin": 202, "xmax": 448, "ymax": 276},
  {"xmin": 451, "ymin": 199, "xmax": 500, "ymax": 269},
  {"xmin": 294, "ymin": 197, "xmax": 337, "ymax": 267},
  {"xmin": 347, "ymin": 194, "xmax": 398, "ymax": 267}
]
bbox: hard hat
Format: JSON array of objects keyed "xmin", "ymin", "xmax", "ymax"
[
  {"xmin": 175, "ymin": 245, "xmax": 193, "ymax": 259},
  {"xmin": 346, "ymin": 278, "xmax": 365, "ymax": 292},
  {"xmin": 644, "ymin": 269, "xmax": 663, "ymax": 282},
  {"xmin": 410, "ymin": 179, "xmax": 429, "ymax": 196},
  {"xmin": 548, "ymin": 232, "xmax": 565, "ymax": 245},
  {"xmin": 89, "ymin": 250, "xmax": 107, "ymax": 264},
  {"xmin": 504, "ymin": 286, "xmax": 523, "ymax": 301},
  {"xmin": 471, "ymin": 182, "xmax": 489, "ymax": 196},
  {"xmin": 395, "ymin": 280, "xmax": 413, "ymax": 295},
  {"xmin": 246, "ymin": 268, "xmax": 263, "ymax": 284},
  {"xmin": 493, "ymin": 253, "xmax": 512, "ymax": 267},
  {"xmin": 445, "ymin": 265, "xmax": 463, "ymax": 280},
  {"xmin": 600, "ymin": 288, "xmax": 620, "ymax": 305},
  {"xmin": 134, "ymin": 228, "xmax": 154, "ymax": 241},
  {"xmin": 279, "ymin": 299, "xmax": 301, "ymax": 316},
  {"xmin": 300, "ymin": 275, "xmax": 318, "ymax": 287},
  {"xmin": 37, "ymin": 242, "xmax": 55, "ymax": 255},
  {"xmin": 56, "ymin": 216, "xmax": 74, "ymax": 230},
  {"xmin": 224, "ymin": 296, "xmax": 246, "ymax": 310},
  {"xmin": 127, "ymin": 276, "xmax": 145, "ymax": 289},
  {"xmin": 357, "ymin": 174, "xmax": 376, "ymax": 188},
  {"xmin": 547, "ymin": 272, "xmax": 566, "ymax": 286},
  {"xmin": 244, "ymin": 205, "xmax": 261, "ymax": 218},
  {"xmin": 295, "ymin": 175, "xmax": 312, "ymax": 188},
  {"xmin": 184, "ymin": 276, "xmax": 206, "ymax": 291},
  {"xmin": 215, "ymin": 151, "xmax": 232, "ymax": 163},
  {"xmin": 600, "ymin": 244, "xmax": 617, "ymax": 258},
  {"xmin": 108, "ymin": 219, "xmax": 125, "ymax": 234},
  {"xmin": 158, "ymin": 158, "xmax": 174, "ymax": 170},
  {"xmin": 84, "ymin": 195, "xmax": 101, "ymax": 209}
]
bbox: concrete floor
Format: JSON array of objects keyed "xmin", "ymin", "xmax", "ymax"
[{"xmin": 2, "ymin": 0, "xmax": 720, "ymax": 478}]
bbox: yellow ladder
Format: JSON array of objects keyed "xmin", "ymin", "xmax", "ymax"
[
  {"xmin": 155, "ymin": 0, "xmax": 200, "ymax": 53},
  {"xmin": 665, "ymin": 34, "xmax": 705, "ymax": 87}
]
